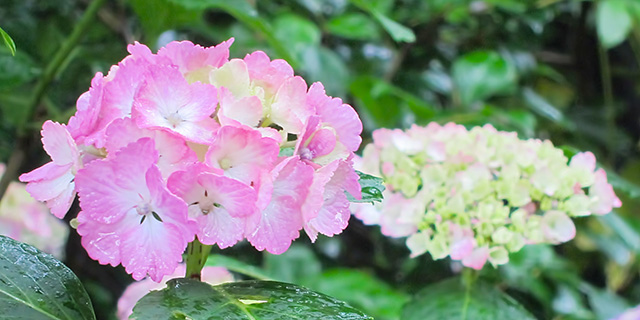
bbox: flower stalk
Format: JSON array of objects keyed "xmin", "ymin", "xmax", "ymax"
[{"xmin": 185, "ymin": 238, "xmax": 213, "ymax": 281}]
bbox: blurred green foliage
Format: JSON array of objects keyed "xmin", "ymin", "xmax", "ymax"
[{"xmin": 1, "ymin": 0, "xmax": 640, "ymax": 319}]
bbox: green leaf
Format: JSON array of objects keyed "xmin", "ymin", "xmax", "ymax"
[
  {"xmin": 597, "ymin": 0, "xmax": 633, "ymax": 49},
  {"xmin": 402, "ymin": 278, "xmax": 535, "ymax": 320},
  {"xmin": 521, "ymin": 87, "xmax": 566, "ymax": 123},
  {"xmin": 0, "ymin": 27, "xmax": 16, "ymax": 56},
  {"xmin": 0, "ymin": 236, "xmax": 96, "ymax": 320},
  {"xmin": 131, "ymin": 279, "xmax": 373, "ymax": 319},
  {"xmin": 349, "ymin": 0, "xmax": 415, "ymax": 43},
  {"xmin": 452, "ymin": 51, "xmax": 517, "ymax": 107},
  {"xmin": 326, "ymin": 13, "xmax": 379, "ymax": 40},
  {"xmin": 371, "ymin": 11, "xmax": 416, "ymax": 43},
  {"xmin": 348, "ymin": 171, "xmax": 385, "ymax": 203},
  {"xmin": 306, "ymin": 269, "xmax": 409, "ymax": 320}
]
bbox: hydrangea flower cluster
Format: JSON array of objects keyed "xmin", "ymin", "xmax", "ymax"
[
  {"xmin": 20, "ymin": 39, "xmax": 362, "ymax": 281},
  {"xmin": 0, "ymin": 164, "xmax": 68, "ymax": 259},
  {"xmin": 117, "ymin": 264, "xmax": 233, "ymax": 319},
  {"xmin": 352, "ymin": 122, "xmax": 621, "ymax": 269}
]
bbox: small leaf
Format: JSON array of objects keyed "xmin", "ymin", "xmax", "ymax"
[
  {"xmin": 402, "ymin": 278, "xmax": 535, "ymax": 320},
  {"xmin": 0, "ymin": 235, "xmax": 96, "ymax": 320},
  {"xmin": 0, "ymin": 26, "xmax": 16, "ymax": 56},
  {"xmin": 452, "ymin": 50, "xmax": 518, "ymax": 107},
  {"xmin": 371, "ymin": 11, "xmax": 415, "ymax": 43},
  {"xmin": 278, "ymin": 147, "xmax": 295, "ymax": 157},
  {"xmin": 597, "ymin": 0, "xmax": 633, "ymax": 49},
  {"xmin": 348, "ymin": 170, "xmax": 385, "ymax": 203},
  {"xmin": 349, "ymin": 0, "xmax": 415, "ymax": 43},
  {"xmin": 326, "ymin": 13, "xmax": 379, "ymax": 40},
  {"xmin": 521, "ymin": 87, "xmax": 565, "ymax": 123},
  {"xmin": 131, "ymin": 279, "xmax": 373, "ymax": 319}
]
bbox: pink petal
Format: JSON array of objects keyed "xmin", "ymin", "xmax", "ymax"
[
  {"xmin": 157, "ymin": 39, "xmax": 233, "ymax": 74},
  {"xmin": 105, "ymin": 118, "xmax": 197, "ymax": 178},
  {"xmin": 570, "ymin": 152, "xmax": 597, "ymax": 172},
  {"xmin": 67, "ymin": 72, "xmax": 105, "ymax": 145},
  {"xmin": 541, "ymin": 210, "xmax": 576, "ymax": 243},
  {"xmin": 168, "ymin": 168, "xmax": 257, "ymax": 248},
  {"xmin": 243, "ymin": 51, "xmax": 294, "ymax": 94},
  {"xmin": 461, "ymin": 246, "xmax": 489, "ymax": 270},
  {"xmin": 270, "ymin": 76, "xmax": 312, "ymax": 134},
  {"xmin": 133, "ymin": 65, "xmax": 218, "ymax": 144},
  {"xmin": 217, "ymin": 87, "xmax": 263, "ymax": 127},
  {"xmin": 76, "ymin": 138, "xmax": 159, "ymax": 224},
  {"xmin": 41, "ymin": 121, "xmax": 78, "ymax": 166},
  {"xmin": 246, "ymin": 157, "xmax": 313, "ymax": 254},
  {"xmin": 590, "ymin": 169, "xmax": 622, "ymax": 214},
  {"xmin": 307, "ymin": 82, "xmax": 362, "ymax": 152},
  {"xmin": 303, "ymin": 160, "xmax": 357, "ymax": 241},
  {"xmin": 205, "ymin": 125, "xmax": 279, "ymax": 185}
]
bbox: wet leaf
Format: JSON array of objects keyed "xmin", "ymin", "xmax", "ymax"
[
  {"xmin": 348, "ymin": 171, "xmax": 385, "ymax": 203},
  {"xmin": 131, "ymin": 278, "xmax": 373, "ymax": 319},
  {"xmin": 402, "ymin": 277, "xmax": 535, "ymax": 320},
  {"xmin": 0, "ymin": 236, "xmax": 96, "ymax": 320}
]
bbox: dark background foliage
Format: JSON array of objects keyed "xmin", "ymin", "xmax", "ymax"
[{"xmin": 1, "ymin": 0, "xmax": 640, "ymax": 319}]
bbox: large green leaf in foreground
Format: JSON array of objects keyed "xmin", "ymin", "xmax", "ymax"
[
  {"xmin": 132, "ymin": 278, "xmax": 372, "ymax": 320},
  {"xmin": 0, "ymin": 235, "xmax": 95, "ymax": 320},
  {"xmin": 402, "ymin": 277, "xmax": 535, "ymax": 320}
]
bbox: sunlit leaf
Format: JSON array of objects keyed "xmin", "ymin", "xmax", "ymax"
[
  {"xmin": 0, "ymin": 236, "xmax": 96, "ymax": 320},
  {"xmin": 131, "ymin": 279, "xmax": 373, "ymax": 319},
  {"xmin": 597, "ymin": 0, "xmax": 633, "ymax": 49},
  {"xmin": 0, "ymin": 26, "xmax": 16, "ymax": 56}
]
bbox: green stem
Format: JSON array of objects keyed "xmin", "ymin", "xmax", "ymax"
[
  {"xmin": 185, "ymin": 238, "xmax": 213, "ymax": 281},
  {"xmin": 460, "ymin": 268, "xmax": 478, "ymax": 320},
  {"xmin": 597, "ymin": 32, "xmax": 615, "ymax": 161},
  {"xmin": 19, "ymin": 0, "xmax": 107, "ymax": 135},
  {"xmin": 0, "ymin": 0, "xmax": 106, "ymax": 203}
]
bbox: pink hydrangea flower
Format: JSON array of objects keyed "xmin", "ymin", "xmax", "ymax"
[
  {"xmin": 354, "ymin": 123, "xmax": 621, "ymax": 270},
  {"xmin": 20, "ymin": 38, "xmax": 364, "ymax": 281}
]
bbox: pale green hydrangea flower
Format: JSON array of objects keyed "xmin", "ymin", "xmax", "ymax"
[{"xmin": 352, "ymin": 123, "xmax": 621, "ymax": 269}]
